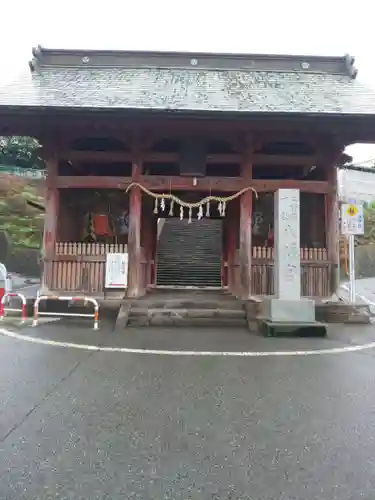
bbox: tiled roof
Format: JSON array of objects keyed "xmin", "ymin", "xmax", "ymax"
[{"xmin": 1, "ymin": 48, "xmax": 375, "ymax": 116}]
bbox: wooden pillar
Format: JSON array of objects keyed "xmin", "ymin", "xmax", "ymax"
[
  {"xmin": 226, "ymin": 201, "xmax": 237, "ymax": 292},
  {"xmin": 325, "ymin": 163, "xmax": 339, "ymax": 295},
  {"xmin": 127, "ymin": 157, "xmax": 142, "ymax": 298},
  {"xmin": 239, "ymin": 140, "xmax": 253, "ymax": 299},
  {"xmin": 141, "ymin": 200, "xmax": 154, "ymax": 289},
  {"xmin": 42, "ymin": 155, "xmax": 59, "ymax": 289},
  {"xmin": 150, "ymin": 216, "xmax": 158, "ymax": 286},
  {"xmin": 221, "ymin": 213, "xmax": 228, "ymax": 287}
]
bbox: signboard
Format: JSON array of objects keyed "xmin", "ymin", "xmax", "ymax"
[
  {"xmin": 105, "ymin": 253, "xmax": 128, "ymax": 289},
  {"xmin": 341, "ymin": 203, "xmax": 364, "ymax": 235}
]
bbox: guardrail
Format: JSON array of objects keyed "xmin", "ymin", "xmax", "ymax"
[
  {"xmin": 0, "ymin": 292, "xmax": 27, "ymax": 323},
  {"xmin": 32, "ymin": 296, "xmax": 99, "ymax": 329}
]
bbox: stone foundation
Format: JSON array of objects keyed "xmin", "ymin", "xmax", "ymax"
[
  {"xmin": 315, "ymin": 302, "xmax": 371, "ymax": 324},
  {"xmin": 120, "ymin": 290, "xmax": 247, "ymax": 328},
  {"xmin": 246, "ymin": 298, "xmax": 372, "ymax": 331}
]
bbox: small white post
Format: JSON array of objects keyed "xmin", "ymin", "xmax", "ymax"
[
  {"xmin": 341, "ymin": 200, "xmax": 363, "ymax": 304},
  {"xmin": 348, "ymin": 234, "xmax": 356, "ymax": 303}
]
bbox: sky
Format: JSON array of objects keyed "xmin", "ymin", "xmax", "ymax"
[{"xmin": 1, "ymin": 0, "xmax": 374, "ymax": 163}]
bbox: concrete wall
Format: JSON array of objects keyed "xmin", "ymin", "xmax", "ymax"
[{"xmin": 6, "ymin": 246, "xmax": 41, "ymax": 277}]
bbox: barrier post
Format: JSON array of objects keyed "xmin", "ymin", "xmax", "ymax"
[
  {"xmin": 33, "ymin": 295, "xmax": 99, "ymax": 329},
  {"xmin": 0, "ymin": 293, "xmax": 27, "ymax": 323}
]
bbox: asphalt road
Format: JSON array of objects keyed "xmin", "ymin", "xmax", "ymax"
[{"xmin": 1, "ymin": 322, "xmax": 375, "ymax": 499}]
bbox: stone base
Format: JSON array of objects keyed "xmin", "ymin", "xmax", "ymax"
[
  {"xmin": 315, "ymin": 302, "xmax": 371, "ymax": 324},
  {"xmin": 127, "ymin": 307, "xmax": 247, "ymax": 327},
  {"xmin": 261, "ymin": 298, "xmax": 315, "ymax": 323},
  {"xmin": 260, "ymin": 320, "xmax": 327, "ymax": 338}
]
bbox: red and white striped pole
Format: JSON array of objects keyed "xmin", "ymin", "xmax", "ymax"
[
  {"xmin": 33, "ymin": 295, "xmax": 99, "ymax": 329},
  {"xmin": 0, "ymin": 293, "xmax": 27, "ymax": 323}
]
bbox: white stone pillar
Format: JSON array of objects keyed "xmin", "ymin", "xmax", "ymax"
[
  {"xmin": 274, "ymin": 189, "xmax": 301, "ymax": 300},
  {"xmin": 262, "ymin": 188, "xmax": 315, "ymax": 324}
]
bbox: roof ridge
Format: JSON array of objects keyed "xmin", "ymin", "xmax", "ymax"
[
  {"xmin": 30, "ymin": 64, "xmax": 352, "ymax": 77},
  {"xmin": 28, "ymin": 45, "xmax": 358, "ymax": 79}
]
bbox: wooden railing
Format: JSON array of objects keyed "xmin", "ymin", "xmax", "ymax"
[
  {"xmin": 46, "ymin": 242, "xmax": 331, "ymax": 298},
  {"xmin": 251, "ymin": 246, "xmax": 331, "ymax": 297},
  {"xmin": 45, "ymin": 242, "xmax": 128, "ymax": 295}
]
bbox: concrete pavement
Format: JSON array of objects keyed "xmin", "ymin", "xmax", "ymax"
[
  {"xmin": 1, "ymin": 321, "xmax": 375, "ymax": 498},
  {"xmin": 339, "ymin": 277, "xmax": 375, "ymax": 314}
]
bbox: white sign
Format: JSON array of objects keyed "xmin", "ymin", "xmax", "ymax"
[
  {"xmin": 341, "ymin": 203, "xmax": 364, "ymax": 235},
  {"xmin": 105, "ymin": 253, "xmax": 128, "ymax": 289}
]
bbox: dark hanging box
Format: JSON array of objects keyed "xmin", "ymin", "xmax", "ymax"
[{"xmin": 179, "ymin": 138, "xmax": 206, "ymax": 177}]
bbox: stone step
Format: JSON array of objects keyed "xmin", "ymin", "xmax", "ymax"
[
  {"xmin": 157, "ymin": 264, "xmax": 221, "ymax": 269},
  {"xmin": 156, "ymin": 280, "xmax": 222, "ymax": 286},
  {"xmin": 157, "ymin": 264, "xmax": 221, "ymax": 268},
  {"xmin": 157, "ymin": 266, "xmax": 221, "ymax": 272},
  {"xmin": 156, "ymin": 275, "xmax": 221, "ymax": 280},
  {"xmin": 157, "ymin": 272, "xmax": 220, "ymax": 278},
  {"xmin": 130, "ymin": 307, "xmax": 245, "ymax": 317},
  {"xmin": 159, "ymin": 245, "xmax": 220, "ymax": 249},
  {"xmin": 128, "ymin": 317, "xmax": 247, "ymax": 327},
  {"xmin": 162, "ymin": 224, "xmax": 222, "ymax": 230},
  {"xmin": 157, "ymin": 218, "xmax": 222, "ymax": 287},
  {"xmin": 158, "ymin": 256, "xmax": 221, "ymax": 260},
  {"xmin": 127, "ymin": 308, "xmax": 246, "ymax": 327},
  {"xmin": 159, "ymin": 250, "xmax": 221, "ymax": 253},
  {"xmin": 160, "ymin": 237, "xmax": 221, "ymax": 241},
  {"xmin": 158, "ymin": 242, "xmax": 221, "ymax": 246},
  {"xmin": 133, "ymin": 300, "xmax": 243, "ymax": 310},
  {"xmin": 156, "ymin": 273, "xmax": 221, "ymax": 280},
  {"xmin": 158, "ymin": 247, "xmax": 221, "ymax": 252},
  {"xmin": 158, "ymin": 258, "xmax": 221, "ymax": 261}
]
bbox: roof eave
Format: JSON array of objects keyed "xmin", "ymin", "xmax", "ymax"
[{"xmin": 1, "ymin": 104, "xmax": 375, "ymax": 120}]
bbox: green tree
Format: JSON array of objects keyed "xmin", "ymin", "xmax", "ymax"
[
  {"xmin": 355, "ymin": 202, "xmax": 375, "ymax": 246},
  {"xmin": 0, "ymin": 174, "xmax": 44, "ymax": 248},
  {"xmin": 0, "ymin": 136, "xmax": 44, "ymax": 170}
]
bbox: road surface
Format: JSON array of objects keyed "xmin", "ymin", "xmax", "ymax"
[{"xmin": 1, "ymin": 320, "xmax": 375, "ymax": 499}]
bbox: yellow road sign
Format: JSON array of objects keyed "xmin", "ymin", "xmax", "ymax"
[{"xmin": 346, "ymin": 204, "xmax": 358, "ymax": 217}]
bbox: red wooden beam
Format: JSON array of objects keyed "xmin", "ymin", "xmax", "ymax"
[
  {"xmin": 140, "ymin": 176, "xmax": 331, "ymax": 194},
  {"xmin": 253, "ymin": 179, "xmax": 331, "ymax": 194},
  {"xmin": 56, "ymin": 176, "xmax": 130, "ymax": 189},
  {"xmin": 56, "ymin": 175, "xmax": 331, "ymax": 194},
  {"xmin": 58, "ymin": 149, "xmax": 318, "ymax": 167}
]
